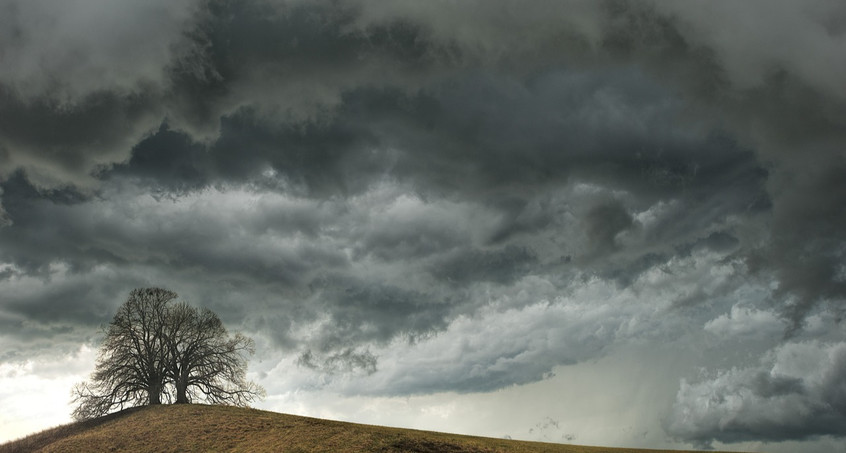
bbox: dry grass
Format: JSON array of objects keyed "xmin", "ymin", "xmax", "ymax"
[{"xmin": 0, "ymin": 404, "xmax": 740, "ymax": 453}]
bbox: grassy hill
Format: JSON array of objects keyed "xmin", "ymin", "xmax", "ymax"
[{"xmin": 0, "ymin": 404, "xmax": 735, "ymax": 453}]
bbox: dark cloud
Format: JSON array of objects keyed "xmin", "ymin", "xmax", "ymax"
[
  {"xmin": 163, "ymin": 0, "xmax": 460, "ymax": 138},
  {"xmin": 0, "ymin": 86, "xmax": 161, "ymax": 189},
  {"xmin": 582, "ymin": 200, "xmax": 634, "ymax": 257},
  {"xmin": 690, "ymin": 231, "xmax": 740, "ymax": 255},
  {"xmin": 0, "ymin": 0, "xmax": 197, "ymax": 191},
  {"xmin": 430, "ymin": 246, "xmax": 537, "ymax": 286},
  {"xmin": 1, "ymin": 1, "xmax": 845, "ymax": 448},
  {"xmin": 0, "ymin": 187, "xmax": 10, "ymax": 227},
  {"xmin": 0, "ymin": 173, "xmax": 97, "ymax": 275},
  {"xmin": 764, "ymin": 155, "xmax": 846, "ymax": 331},
  {"xmin": 297, "ymin": 348, "xmax": 378, "ymax": 376},
  {"xmin": 600, "ymin": 252, "xmax": 668, "ymax": 288},
  {"xmin": 315, "ymin": 278, "xmax": 453, "ymax": 348},
  {"xmin": 107, "ymin": 124, "xmax": 211, "ymax": 194},
  {"xmin": 0, "ymin": 0, "xmax": 775, "ymax": 356}
]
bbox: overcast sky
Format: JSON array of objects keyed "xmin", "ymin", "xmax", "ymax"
[{"xmin": 1, "ymin": 1, "xmax": 845, "ymax": 451}]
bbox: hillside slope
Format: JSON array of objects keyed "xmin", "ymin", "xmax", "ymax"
[{"xmin": 0, "ymin": 404, "xmax": 733, "ymax": 453}]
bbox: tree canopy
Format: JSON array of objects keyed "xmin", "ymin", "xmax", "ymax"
[{"xmin": 72, "ymin": 288, "xmax": 264, "ymax": 420}]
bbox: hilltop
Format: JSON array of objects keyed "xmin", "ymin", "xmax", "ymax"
[{"xmin": 0, "ymin": 404, "xmax": 734, "ymax": 453}]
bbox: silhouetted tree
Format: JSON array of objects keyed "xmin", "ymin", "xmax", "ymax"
[
  {"xmin": 72, "ymin": 288, "xmax": 174, "ymax": 420},
  {"xmin": 71, "ymin": 288, "xmax": 263, "ymax": 420},
  {"xmin": 164, "ymin": 302, "xmax": 263, "ymax": 405}
]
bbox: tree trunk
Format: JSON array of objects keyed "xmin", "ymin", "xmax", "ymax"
[
  {"xmin": 148, "ymin": 383, "xmax": 161, "ymax": 405},
  {"xmin": 175, "ymin": 373, "xmax": 189, "ymax": 404}
]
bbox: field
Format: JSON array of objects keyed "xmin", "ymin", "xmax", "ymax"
[{"xmin": 0, "ymin": 404, "xmax": 740, "ymax": 453}]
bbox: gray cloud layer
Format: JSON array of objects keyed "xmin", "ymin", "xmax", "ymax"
[
  {"xmin": 668, "ymin": 341, "xmax": 846, "ymax": 446},
  {"xmin": 1, "ymin": 0, "xmax": 845, "ymax": 447}
]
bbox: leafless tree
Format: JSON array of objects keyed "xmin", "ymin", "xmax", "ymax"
[
  {"xmin": 71, "ymin": 288, "xmax": 263, "ymax": 420},
  {"xmin": 72, "ymin": 288, "xmax": 174, "ymax": 420},
  {"xmin": 164, "ymin": 302, "xmax": 264, "ymax": 405}
]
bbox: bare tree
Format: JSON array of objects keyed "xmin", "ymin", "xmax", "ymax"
[
  {"xmin": 164, "ymin": 302, "xmax": 264, "ymax": 405},
  {"xmin": 72, "ymin": 288, "xmax": 263, "ymax": 420},
  {"xmin": 72, "ymin": 288, "xmax": 174, "ymax": 420}
]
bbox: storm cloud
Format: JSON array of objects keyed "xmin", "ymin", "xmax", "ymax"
[
  {"xmin": 1, "ymin": 1, "xmax": 845, "ymax": 450},
  {"xmin": 668, "ymin": 341, "xmax": 846, "ymax": 446}
]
